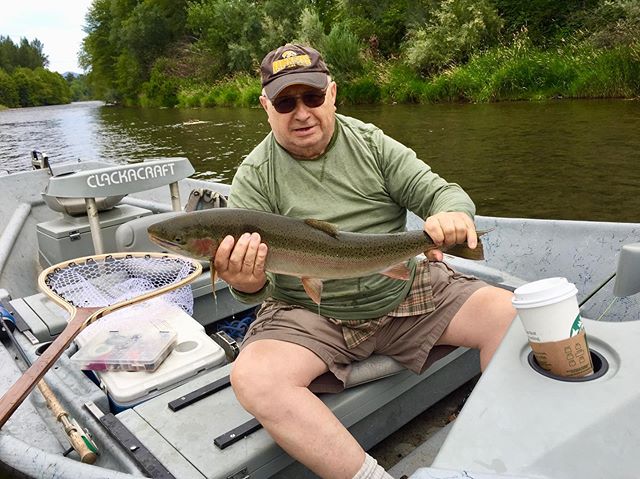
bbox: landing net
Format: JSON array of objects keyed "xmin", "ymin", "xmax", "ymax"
[{"xmin": 43, "ymin": 254, "xmax": 197, "ymax": 314}]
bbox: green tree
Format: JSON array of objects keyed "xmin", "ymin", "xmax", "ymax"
[
  {"xmin": 82, "ymin": 0, "xmax": 188, "ymax": 103},
  {"xmin": 9, "ymin": 67, "xmax": 71, "ymax": 106},
  {"xmin": 186, "ymin": 0, "xmax": 264, "ymax": 76},
  {"xmin": 81, "ymin": 0, "xmax": 121, "ymax": 101},
  {"xmin": 322, "ymin": 23, "xmax": 364, "ymax": 80},
  {"xmin": 297, "ymin": 7, "xmax": 327, "ymax": 48},
  {"xmin": 17, "ymin": 38, "xmax": 48, "ymax": 69},
  {"xmin": 338, "ymin": 0, "xmax": 437, "ymax": 56},
  {"xmin": 65, "ymin": 73, "xmax": 93, "ymax": 101},
  {"xmin": 0, "ymin": 36, "xmax": 48, "ymax": 72},
  {"xmin": 0, "ymin": 69, "xmax": 19, "ymax": 107},
  {"xmin": 260, "ymin": 0, "xmax": 306, "ymax": 51}
]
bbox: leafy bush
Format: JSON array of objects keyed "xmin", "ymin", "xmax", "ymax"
[
  {"xmin": 296, "ymin": 7, "xmax": 327, "ymax": 49},
  {"xmin": 403, "ymin": 0, "xmax": 503, "ymax": 74},
  {"xmin": 338, "ymin": 0, "xmax": 436, "ymax": 56},
  {"xmin": 379, "ymin": 64, "xmax": 426, "ymax": 103},
  {"xmin": 581, "ymin": 0, "xmax": 640, "ymax": 48},
  {"xmin": 186, "ymin": 0, "xmax": 263, "ymax": 76},
  {"xmin": 260, "ymin": 0, "xmax": 307, "ymax": 52},
  {"xmin": 322, "ymin": 24, "xmax": 364, "ymax": 80},
  {"xmin": 141, "ymin": 60, "xmax": 180, "ymax": 107},
  {"xmin": 338, "ymin": 75, "xmax": 381, "ymax": 104}
]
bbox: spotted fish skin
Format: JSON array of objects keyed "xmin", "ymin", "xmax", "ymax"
[{"xmin": 147, "ymin": 208, "xmax": 484, "ymax": 281}]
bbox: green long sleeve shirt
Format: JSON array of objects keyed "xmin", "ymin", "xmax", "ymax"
[{"xmin": 228, "ymin": 113, "xmax": 475, "ymax": 320}]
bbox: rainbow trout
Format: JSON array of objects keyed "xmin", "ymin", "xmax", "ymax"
[{"xmin": 147, "ymin": 208, "xmax": 484, "ymax": 304}]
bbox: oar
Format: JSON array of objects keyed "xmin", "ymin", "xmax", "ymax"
[{"xmin": 0, "ymin": 310, "xmax": 98, "ymax": 463}]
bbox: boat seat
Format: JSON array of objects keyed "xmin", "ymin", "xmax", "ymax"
[
  {"xmin": 42, "ymin": 160, "xmax": 127, "ymax": 216},
  {"xmin": 43, "ymin": 158, "xmax": 194, "ymax": 204},
  {"xmin": 310, "ymin": 345, "xmax": 457, "ymax": 393},
  {"xmin": 42, "ymin": 158, "xmax": 195, "ymax": 255}
]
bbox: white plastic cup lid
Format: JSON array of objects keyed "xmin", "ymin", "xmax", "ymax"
[{"xmin": 512, "ymin": 277, "xmax": 578, "ymax": 309}]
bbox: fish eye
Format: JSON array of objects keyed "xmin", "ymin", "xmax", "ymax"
[{"xmin": 174, "ymin": 236, "xmax": 183, "ymax": 244}]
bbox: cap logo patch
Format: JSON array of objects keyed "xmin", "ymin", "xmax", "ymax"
[{"xmin": 272, "ymin": 53, "xmax": 311, "ymax": 74}]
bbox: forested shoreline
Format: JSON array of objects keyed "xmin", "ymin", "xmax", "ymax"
[
  {"xmin": 81, "ymin": 0, "xmax": 640, "ymax": 107},
  {"xmin": 0, "ymin": 36, "xmax": 91, "ymax": 108},
  {"xmin": 3, "ymin": 0, "xmax": 640, "ymax": 109}
]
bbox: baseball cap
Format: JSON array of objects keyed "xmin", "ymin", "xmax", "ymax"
[{"xmin": 260, "ymin": 43, "xmax": 330, "ymax": 100}]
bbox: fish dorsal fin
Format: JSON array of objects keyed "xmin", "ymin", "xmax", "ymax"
[{"xmin": 304, "ymin": 219, "xmax": 339, "ymax": 238}]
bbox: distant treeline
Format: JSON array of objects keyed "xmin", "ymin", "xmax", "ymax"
[
  {"xmin": 0, "ymin": 36, "xmax": 93, "ymax": 108},
  {"xmin": 77, "ymin": 0, "xmax": 640, "ymax": 107}
]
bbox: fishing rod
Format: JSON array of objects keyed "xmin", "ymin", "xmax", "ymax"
[{"xmin": 0, "ymin": 306, "xmax": 98, "ymax": 463}]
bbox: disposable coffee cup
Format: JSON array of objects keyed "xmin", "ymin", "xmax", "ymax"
[{"xmin": 513, "ymin": 277, "xmax": 593, "ymax": 378}]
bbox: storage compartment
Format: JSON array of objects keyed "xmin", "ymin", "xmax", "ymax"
[{"xmin": 36, "ymin": 204, "xmax": 152, "ymax": 267}]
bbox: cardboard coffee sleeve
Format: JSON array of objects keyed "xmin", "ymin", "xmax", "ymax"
[
  {"xmin": 513, "ymin": 277, "xmax": 594, "ymax": 378},
  {"xmin": 529, "ymin": 329, "xmax": 593, "ymax": 377}
]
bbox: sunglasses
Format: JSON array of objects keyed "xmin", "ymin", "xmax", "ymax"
[{"xmin": 271, "ymin": 90, "xmax": 327, "ymax": 114}]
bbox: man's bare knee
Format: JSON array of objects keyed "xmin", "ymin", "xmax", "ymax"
[
  {"xmin": 230, "ymin": 351, "xmax": 275, "ymax": 413},
  {"xmin": 437, "ymin": 286, "xmax": 516, "ymax": 351},
  {"xmin": 230, "ymin": 339, "xmax": 328, "ymax": 415}
]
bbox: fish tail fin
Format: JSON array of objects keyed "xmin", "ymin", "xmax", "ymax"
[{"xmin": 446, "ymin": 240, "xmax": 485, "ymax": 260}]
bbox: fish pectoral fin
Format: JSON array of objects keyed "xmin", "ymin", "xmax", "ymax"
[
  {"xmin": 301, "ymin": 277, "xmax": 323, "ymax": 305},
  {"xmin": 304, "ymin": 219, "xmax": 339, "ymax": 238},
  {"xmin": 380, "ymin": 263, "xmax": 411, "ymax": 280}
]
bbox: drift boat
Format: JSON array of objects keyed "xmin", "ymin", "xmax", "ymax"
[{"xmin": 0, "ymin": 157, "xmax": 639, "ymax": 479}]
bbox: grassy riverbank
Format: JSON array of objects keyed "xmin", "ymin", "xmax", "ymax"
[{"xmin": 173, "ymin": 41, "xmax": 640, "ymax": 108}]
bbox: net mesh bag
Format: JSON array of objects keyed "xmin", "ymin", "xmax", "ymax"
[{"xmin": 43, "ymin": 254, "xmax": 198, "ymax": 344}]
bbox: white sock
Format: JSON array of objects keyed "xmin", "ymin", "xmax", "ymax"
[{"xmin": 352, "ymin": 453, "xmax": 394, "ymax": 479}]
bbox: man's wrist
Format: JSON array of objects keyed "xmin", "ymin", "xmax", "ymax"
[
  {"xmin": 229, "ymin": 279, "xmax": 272, "ymax": 303},
  {"xmin": 233, "ymin": 281, "xmax": 267, "ymax": 295}
]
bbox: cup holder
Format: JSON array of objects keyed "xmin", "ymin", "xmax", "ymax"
[{"xmin": 528, "ymin": 349, "xmax": 609, "ymax": 382}]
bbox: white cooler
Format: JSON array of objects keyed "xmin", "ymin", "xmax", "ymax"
[{"xmin": 75, "ymin": 301, "xmax": 226, "ymax": 411}]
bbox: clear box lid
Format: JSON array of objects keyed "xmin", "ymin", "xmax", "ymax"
[{"xmin": 72, "ymin": 315, "xmax": 177, "ymax": 372}]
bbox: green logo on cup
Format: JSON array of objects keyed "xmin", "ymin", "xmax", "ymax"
[{"xmin": 570, "ymin": 314, "xmax": 583, "ymax": 337}]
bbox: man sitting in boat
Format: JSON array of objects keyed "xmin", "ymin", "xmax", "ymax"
[{"xmin": 216, "ymin": 43, "xmax": 516, "ymax": 479}]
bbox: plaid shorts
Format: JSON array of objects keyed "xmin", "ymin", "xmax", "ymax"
[{"xmin": 240, "ymin": 261, "xmax": 487, "ymax": 389}]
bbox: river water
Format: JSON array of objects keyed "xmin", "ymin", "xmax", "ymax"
[{"xmin": 1, "ymin": 99, "xmax": 639, "ymax": 222}]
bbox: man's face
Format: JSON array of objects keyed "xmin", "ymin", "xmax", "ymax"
[{"xmin": 260, "ymin": 80, "xmax": 337, "ymax": 160}]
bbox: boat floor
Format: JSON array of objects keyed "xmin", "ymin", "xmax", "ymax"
[{"xmin": 375, "ymin": 378, "xmax": 477, "ymax": 476}]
